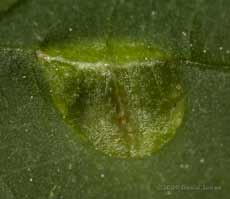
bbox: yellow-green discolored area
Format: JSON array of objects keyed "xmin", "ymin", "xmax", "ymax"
[
  {"xmin": 37, "ymin": 38, "xmax": 185, "ymax": 158},
  {"xmin": 41, "ymin": 38, "xmax": 170, "ymax": 64}
]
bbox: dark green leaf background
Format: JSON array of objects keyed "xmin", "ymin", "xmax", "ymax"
[{"xmin": 0, "ymin": 0, "xmax": 230, "ymax": 198}]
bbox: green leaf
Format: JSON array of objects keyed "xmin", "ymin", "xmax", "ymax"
[{"xmin": 0, "ymin": 0, "xmax": 230, "ymax": 198}]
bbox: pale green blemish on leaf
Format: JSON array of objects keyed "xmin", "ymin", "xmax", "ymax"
[{"xmin": 37, "ymin": 38, "xmax": 185, "ymax": 158}]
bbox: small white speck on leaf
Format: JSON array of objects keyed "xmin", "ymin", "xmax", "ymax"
[
  {"xmin": 64, "ymin": 73, "xmax": 70, "ymax": 77},
  {"xmin": 200, "ymin": 158, "xmax": 205, "ymax": 163},
  {"xmin": 166, "ymin": 190, "xmax": 172, "ymax": 195},
  {"xmin": 180, "ymin": 163, "xmax": 189, "ymax": 169},
  {"xmin": 182, "ymin": 32, "xmax": 187, "ymax": 36},
  {"xmin": 151, "ymin": 11, "xmax": 156, "ymax": 16},
  {"xmin": 184, "ymin": 164, "xmax": 189, "ymax": 169},
  {"xmin": 68, "ymin": 163, "xmax": 73, "ymax": 170}
]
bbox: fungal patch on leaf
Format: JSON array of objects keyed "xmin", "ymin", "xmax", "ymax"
[{"xmin": 37, "ymin": 38, "xmax": 185, "ymax": 158}]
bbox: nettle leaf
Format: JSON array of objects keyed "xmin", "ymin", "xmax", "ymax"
[
  {"xmin": 0, "ymin": 0, "xmax": 230, "ymax": 198},
  {"xmin": 0, "ymin": 0, "xmax": 17, "ymax": 12}
]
